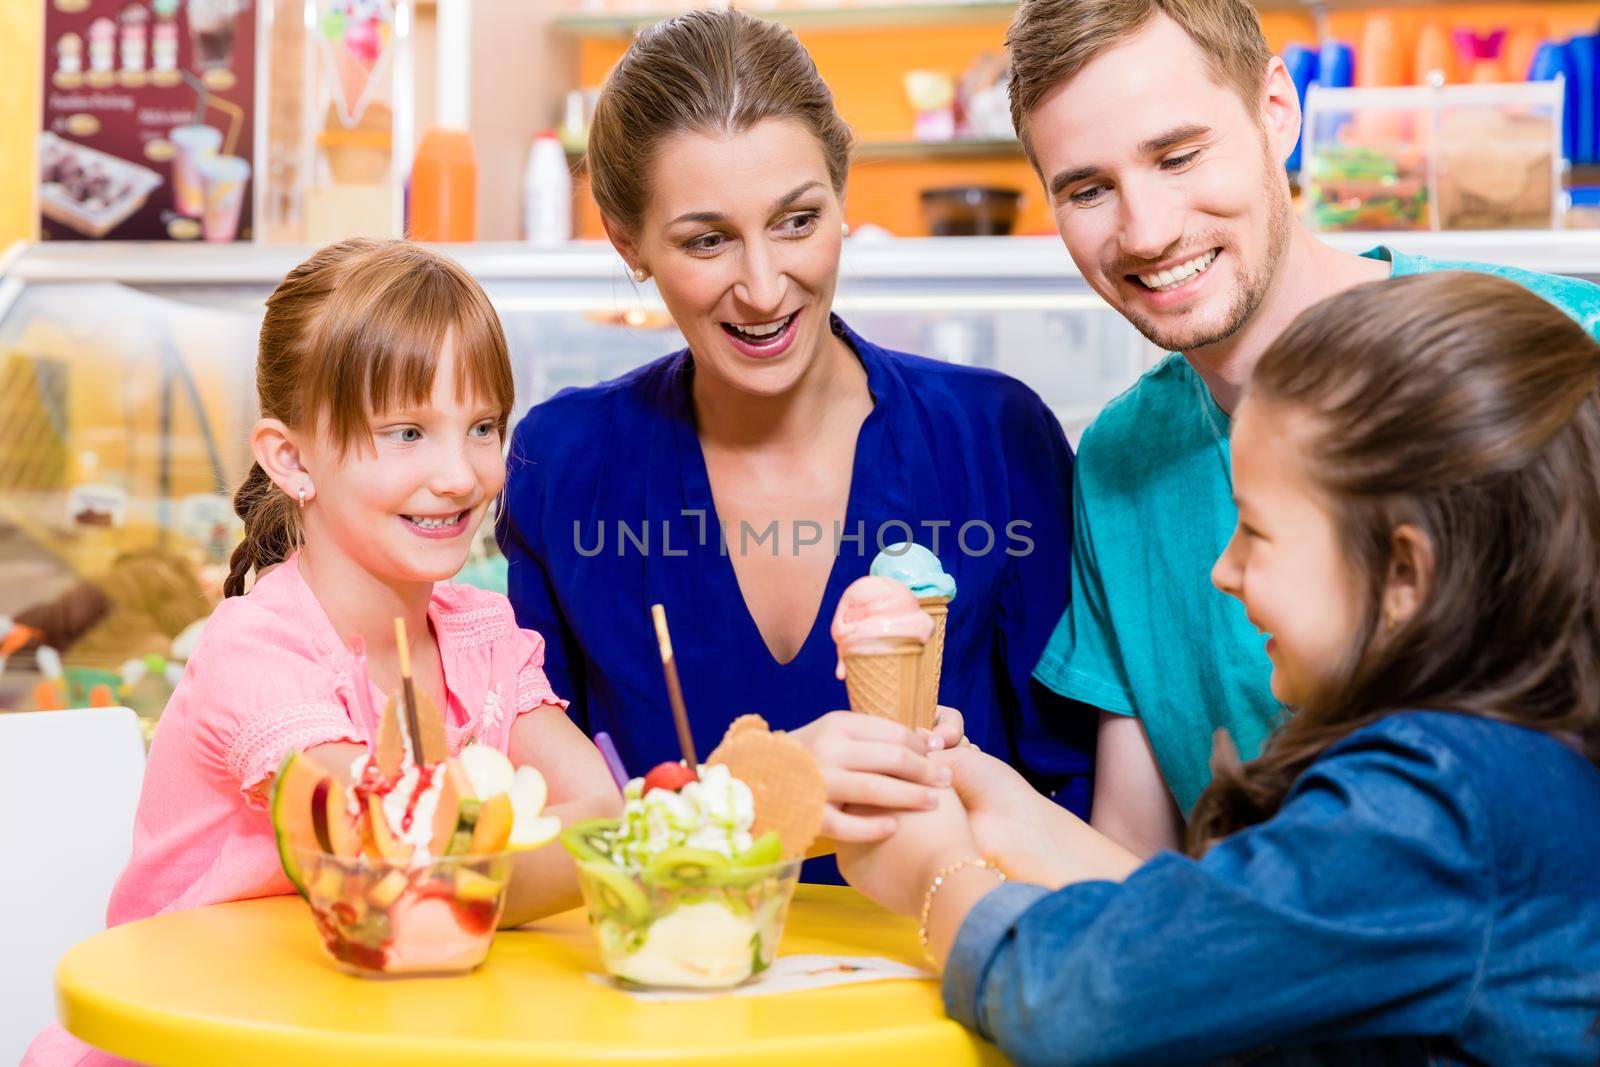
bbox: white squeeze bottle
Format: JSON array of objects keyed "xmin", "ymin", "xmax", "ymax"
[{"xmin": 523, "ymin": 129, "xmax": 572, "ymax": 246}]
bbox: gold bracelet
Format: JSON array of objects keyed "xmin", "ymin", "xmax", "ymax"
[{"xmin": 918, "ymin": 858, "xmax": 1004, "ymax": 967}]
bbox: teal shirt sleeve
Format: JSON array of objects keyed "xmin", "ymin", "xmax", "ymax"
[{"xmin": 1033, "ymin": 443, "xmax": 1137, "ymax": 716}]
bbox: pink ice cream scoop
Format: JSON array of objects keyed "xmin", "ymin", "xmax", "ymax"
[{"xmin": 830, "ymin": 576, "xmax": 934, "ymax": 678}]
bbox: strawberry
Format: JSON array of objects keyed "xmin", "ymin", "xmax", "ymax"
[{"xmin": 642, "ymin": 761, "xmax": 698, "ymax": 795}]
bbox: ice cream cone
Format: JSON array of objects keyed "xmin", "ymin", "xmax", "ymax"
[
  {"xmin": 842, "ymin": 637, "xmax": 924, "ymax": 728},
  {"xmin": 914, "ymin": 595, "xmax": 949, "ymax": 730}
]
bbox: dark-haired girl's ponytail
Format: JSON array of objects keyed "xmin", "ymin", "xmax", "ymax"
[{"xmin": 224, "ymin": 463, "xmax": 299, "ymax": 598}]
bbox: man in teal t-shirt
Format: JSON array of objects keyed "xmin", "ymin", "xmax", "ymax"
[{"xmin": 1004, "ymin": 0, "xmax": 1600, "ymax": 853}]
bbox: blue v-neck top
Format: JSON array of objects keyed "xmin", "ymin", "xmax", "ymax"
[{"xmin": 498, "ymin": 318, "xmax": 1092, "ymax": 876}]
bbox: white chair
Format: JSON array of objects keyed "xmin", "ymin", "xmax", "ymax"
[{"xmin": 0, "ymin": 707, "xmax": 145, "ymax": 1065}]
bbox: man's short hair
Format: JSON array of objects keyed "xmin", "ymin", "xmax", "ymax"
[{"xmin": 1006, "ymin": 0, "xmax": 1272, "ymax": 163}]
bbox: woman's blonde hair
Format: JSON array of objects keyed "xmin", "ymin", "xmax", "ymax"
[
  {"xmin": 225, "ymin": 239, "xmax": 513, "ymax": 597},
  {"xmin": 585, "ymin": 7, "xmax": 855, "ymax": 235}
]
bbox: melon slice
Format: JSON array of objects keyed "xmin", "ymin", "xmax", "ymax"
[
  {"xmin": 364, "ymin": 791, "xmax": 415, "ymax": 862},
  {"xmin": 310, "ymin": 777, "xmax": 362, "ymax": 858},
  {"xmin": 428, "ymin": 758, "xmax": 476, "ymax": 854},
  {"xmin": 469, "ymin": 792, "xmax": 514, "ymax": 853},
  {"xmin": 271, "ymin": 751, "xmax": 354, "ymax": 897}
]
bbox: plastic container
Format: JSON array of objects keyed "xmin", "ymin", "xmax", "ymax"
[
  {"xmin": 1529, "ymin": 42, "xmax": 1574, "ymax": 161},
  {"xmin": 1302, "ymin": 81, "xmax": 1565, "ymax": 232},
  {"xmin": 574, "ymin": 857, "xmax": 802, "ymax": 989},
  {"xmin": 197, "ymin": 154, "xmax": 250, "ymax": 242},
  {"xmin": 168, "ymin": 123, "xmax": 223, "ymax": 218},
  {"xmin": 919, "ymin": 186, "xmax": 1022, "ymax": 236},
  {"xmin": 294, "ymin": 847, "xmax": 513, "ymax": 977},
  {"xmin": 523, "ymin": 129, "xmax": 572, "ymax": 246}
]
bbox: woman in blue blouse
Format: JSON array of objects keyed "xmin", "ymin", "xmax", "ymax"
[{"xmin": 498, "ymin": 9, "xmax": 1091, "ymax": 876}]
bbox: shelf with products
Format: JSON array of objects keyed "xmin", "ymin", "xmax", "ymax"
[
  {"xmin": 565, "ymin": 136, "xmax": 1025, "ymax": 165},
  {"xmin": 561, "ymin": 6, "xmax": 1040, "ymax": 236},
  {"xmin": 552, "ymin": 2, "xmax": 1022, "ymax": 37},
  {"xmin": 550, "ymin": 0, "xmax": 1586, "ymax": 38}
]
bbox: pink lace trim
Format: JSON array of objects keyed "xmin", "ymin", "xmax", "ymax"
[
  {"xmin": 514, "ymin": 664, "xmax": 569, "ymax": 714},
  {"xmin": 226, "ymin": 700, "xmax": 361, "ymax": 809},
  {"xmin": 436, "ymin": 604, "xmax": 512, "ymax": 650}
]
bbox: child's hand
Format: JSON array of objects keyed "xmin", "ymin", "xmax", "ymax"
[
  {"xmin": 835, "ymin": 786, "xmax": 981, "ymax": 916},
  {"xmin": 790, "ymin": 711, "xmax": 951, "ymax": 843},
  {"xmin": 923, "ymin": 705, "xmax": 966, "ymax": 752},
  {"xmin": 941, "ymin": 747, "xmax": 1143, "ymax": 888}
]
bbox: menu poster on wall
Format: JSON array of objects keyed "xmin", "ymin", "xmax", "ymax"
[{"xmin": 39, "ymin": 0, "xmax": 257, "ymax": 242}]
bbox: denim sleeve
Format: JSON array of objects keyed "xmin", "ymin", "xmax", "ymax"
[
  {"xmin": 497, "ymin": 420, "xmax": 591, "ymax": 732},
  {"xmin": 994, "ymin": 391, "xmax": 1095, "ymax": 814},
  {"xmin": 941, "ymin": 726, "xmax": 1493, "ymax": 1066}
]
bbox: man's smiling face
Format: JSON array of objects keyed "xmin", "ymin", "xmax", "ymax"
[{"xmin": 1026, "ymin": 13, "xmax": 1294, "ymax": 354}]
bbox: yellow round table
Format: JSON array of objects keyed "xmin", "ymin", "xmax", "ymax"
[{"xmin": 57, "ymin": 884, "xmax": 1005, "ymax": 1065}]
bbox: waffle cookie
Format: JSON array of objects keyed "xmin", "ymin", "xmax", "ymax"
[{"xmin": 708, "ymin": 720, "xmax": 826, "ymax": 860}]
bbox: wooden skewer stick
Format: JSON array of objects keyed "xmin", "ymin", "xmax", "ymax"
[
  {"xmin": 650, "ymin": 603, "xmax": 698, "ymax": 773},
  {"xmin": 393, "ymin": 617, "xmax": 426, "ymax": 766}
]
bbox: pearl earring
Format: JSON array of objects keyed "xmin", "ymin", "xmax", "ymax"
[
  {"xmin": 841, "ymin": 222, "xmax": 851, "ymax": 237},
  {"xmin": 631, "ymin": 266, "xmax": 650, "ymax": 283}
]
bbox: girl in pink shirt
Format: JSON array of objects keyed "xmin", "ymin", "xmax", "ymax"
[{"xmin": 28, "ymin": 239, "xmax": 620, "ymax": 1065}]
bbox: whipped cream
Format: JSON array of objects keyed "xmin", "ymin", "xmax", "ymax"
[
  {"xmin": 609, "ymin": 763, "xmax": 755, "ymax": 869},
  {"xmin": 348, "ymin": 753, "xmax": 446, "ymax": 865}
]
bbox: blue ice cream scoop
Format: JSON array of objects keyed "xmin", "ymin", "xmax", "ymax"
[{"xmin": 870, "ymin": 542, "xmax": 956, "ymax": 601}]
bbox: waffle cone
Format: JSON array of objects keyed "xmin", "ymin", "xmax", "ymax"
[
  {"xmin": 842, "ymin": 638, "xmax": 925, "ymax": 729},
  {"xmin": 915, "ymin": 597, "xmax": 950, "ymax": 731}
]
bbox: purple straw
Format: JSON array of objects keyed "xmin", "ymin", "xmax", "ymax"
[{"xmin": 594, "ymin": 731, "xmax": 628, "ymax": 793}]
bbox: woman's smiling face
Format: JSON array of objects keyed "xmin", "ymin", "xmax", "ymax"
[{"xmin": 615, "ymin": 117, "xmax": 847, "ymax": 397}]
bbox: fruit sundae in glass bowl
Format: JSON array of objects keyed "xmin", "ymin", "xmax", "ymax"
[
  {"xmin": 271, "ymin": 737, "xmax": 559, "ymax": 978},
  {"xmin": 561, "ymin": 715, "xmax": 825, "ymax": 989}
]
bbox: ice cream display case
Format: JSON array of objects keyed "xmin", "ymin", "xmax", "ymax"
[{"xmin": 4, "ymin": 232, "xmax": 1599, "ymax": 728}]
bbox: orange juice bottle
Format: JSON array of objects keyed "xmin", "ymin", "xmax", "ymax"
[
  {"xmin": 1415, "ymin": 22, "xmax": 1456, "ymax": 83},
  {"xmin": 409, "ymin": 127, "xmax": 478, "ymax": 242},
  {"xmin": 1359, "ymin": 11, "xmax": 1409, "ymax": 87},
  {"xmin": 1502, "ymin": 23, "xmax": 1545, "ymax": 81}
]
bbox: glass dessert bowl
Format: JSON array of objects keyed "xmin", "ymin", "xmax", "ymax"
[
  {"xmin": 294, "ymin": 846, "xmax": 514, "ymax": 977},
  {"xmin": 573, "ymin": 849, "xmax": 802, "ymax": 989}
]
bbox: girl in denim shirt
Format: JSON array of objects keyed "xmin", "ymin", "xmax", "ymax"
[{"xmin": 840, "ymin": 271, "xmax": 1600, "ymax": 1066}]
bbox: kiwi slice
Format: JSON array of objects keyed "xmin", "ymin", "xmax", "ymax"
[
  {"xmin": 734, "ymin": 831, "xmax": 783, "ymax": 868},
  {"xmin": 647, "ymin": 846, "xmax": 734, "ymax": 889},
  {"xmin": 584, "ymin": 863, "xmax": 650, "ymax": 925},
  {"xmin": 560, "ymin": 818, "xmax": 620, "ymax": 863}
]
